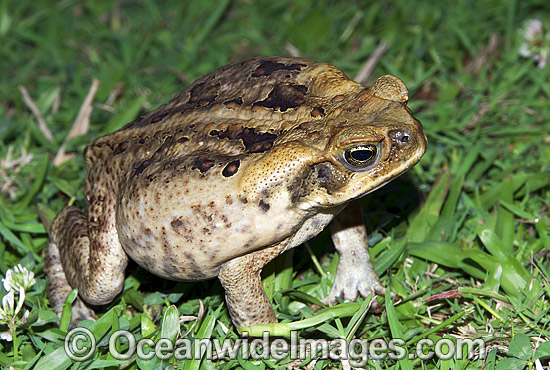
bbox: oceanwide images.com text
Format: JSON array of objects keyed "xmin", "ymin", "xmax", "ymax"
[{"xmin": 65, "ymin": 328, "xmax": 486, "ymax": 365}]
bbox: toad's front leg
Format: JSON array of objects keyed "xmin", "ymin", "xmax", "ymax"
[
  {"xmin": 218, "ymin": 241, "xmax": 289, "ymax": 328},
  {"xmin": 326, "ymin": 199, "xmax": 385, "ymax": 304}
]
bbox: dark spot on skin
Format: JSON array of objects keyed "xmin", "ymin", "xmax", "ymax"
[
  {"xmin": 288, "ymin": 163, "xmax": 344, "ymax": 203},
  {"xmin": 223, "ymin": 97, "xmax": 243, "ymax": 107},
  {"xmin": 221, "ymin": 215, "xmax": 231, "ymax": 228},
  {"xmin": 240, "ymin": 197, "xmax": 248, "ymax": 204},
  {"xmin": 238, "ymin": 128, "xmax": 276, "ymax": 153},
  {"xmin": 113, "ymin": 141, "xmax": 128, "ymax": 155},
  {"xmin": 173, "ymin": 129, "xmax": 189, "ymax": 142},
  {"xmin": 288, "ymin": 166, "xmax": 314, "ymax": 204},
  {"xmin": 170, "ymin": 218, "xmax": 184, "ymax": 233},
  {"xmin": 316, "ymin": 163, "xmax": 347, "ymax": 195},
  {"xmin": 247, "ymin": 141, "xmax": 273, "ymax": 153},
  {"xmin": 153, "ymin": 129, "xmax": 170, "ymax": 140},
  {"xmin": 311, "ymin": 107, "xmax": 325, "ymax": 118},
  {"xmin": 135, "ymin": 159, "xmax": 153, "ymax": 175},
  {"xmin": 134, "ymin": 135, "xmax": 181, "ymax": 176},
  {"xmin": 316, "ymin": 164, "xmax": 333, "ymax": 185},
  {"xmin": 212, "ymin": 126, "xmax": 277, "ymax": 154},
  {"xmin": 188, "ymin": 82, "xmax": 219, "ymax": 105},
  {"xmin": 192, "ymin": 155, "xmax": 215, "ymax": 173},
  {"xmin": 259, "ymin": 199, "xmax": 270, "ymax": 213},
  {"xmin": 191, "ymin": 204, "xmax": 214, "ymax": 223},
  {"xmin": 150, "ymin": 112, "xmax": 169, "ymax": 124},
  {"xmin": 222, "ymin": 160, "xmax": 240, "ymax": 177},
  {"xmin": 253, "ymin": 84, "xmax": 308, "ymax": 112},
  {"xmin": 251, "ymin": 61, "xmax": 306, "ymax": 77}
]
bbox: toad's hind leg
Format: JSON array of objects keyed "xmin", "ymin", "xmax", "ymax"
[
  {"xmin": 45, "ymin": 220, "xmax": 95, "ymax": 322},
  {"xmin": 45, "ymin": 205, "xmax": 128, "ymax": 320}
]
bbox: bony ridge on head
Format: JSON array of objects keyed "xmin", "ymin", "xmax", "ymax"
[{"xmin": 371, "ymin": 75, "xmax": 409, "ymax": 103}]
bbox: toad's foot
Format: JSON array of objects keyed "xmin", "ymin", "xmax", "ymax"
[
  {"xmin": 325, "ymin": 199, "xmax": 385, "ymax": 306},
  {"xmin": 324, "ymin": 250, "xmax": 385, "ymax": 304}
]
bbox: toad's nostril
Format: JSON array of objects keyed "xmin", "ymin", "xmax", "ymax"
[{"xmin": 389, "ymin": 129, "xmax": 412, "ymax": 145}]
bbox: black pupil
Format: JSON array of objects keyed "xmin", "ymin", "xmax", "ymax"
[{"xmin": 351, "ymin": 146, "xmax": 374, "ymax": 162}]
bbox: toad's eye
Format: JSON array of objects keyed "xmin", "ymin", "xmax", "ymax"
[{"xmin": 341, "ymin": 144, "xmax": 379, "ymax": 170}]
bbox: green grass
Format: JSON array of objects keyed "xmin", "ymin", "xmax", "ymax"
[{"xmin": 1, "ymin": 0, "xmax": 550, "ymax": 369}]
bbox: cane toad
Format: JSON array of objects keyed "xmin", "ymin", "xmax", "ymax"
[{"xmin": 45, "ymin": 56, "xmax": 427, "ymax": 328}]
